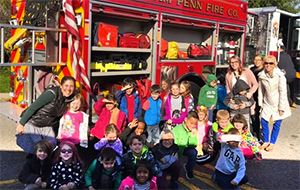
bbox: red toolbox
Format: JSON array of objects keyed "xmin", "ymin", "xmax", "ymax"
[
  {"xmin": 94, "ymin": 22, "xmax": 118, "ymax": 47},
  {"xmin": 118, "ymin": 33, "xmax": 140, "ymax": 48}
]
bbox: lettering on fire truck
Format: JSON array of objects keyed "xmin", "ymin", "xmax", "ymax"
[{"xmin": 151, "ymin": 0, "xmax": 239, "ymax": 18}]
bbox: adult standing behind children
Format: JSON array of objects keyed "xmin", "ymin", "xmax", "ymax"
[
  {"xmin": 198, "ymin": 74, "xmax": 218, "ymax": 122},
  {"xmin": 172, "ymin": 111, "xmax": 199, "ymax": 180},
  {"xmin": 250, "ymin": 55, "xmax": 264, "ymax": 141},
  {"xmin": 143, "ymin": 85, "xmax": 162, "ymax": 145},
  {"xmin": 16, "ymin": 76, "xmax": 76, "ymax": 154},
  {"xmin": 91, "ymin": 93, "xmax": 127, "ymax": 140},
  {"xmin": 116, "ymin": 77, "xmax": 142, "ymax": 123},
  {"xmin": 225, "ymin": 55, "xmax": 258, "ymax": 117},
  {"xmin": 258, "ymin": 55, "xmax": 291, "ymax": 151}
]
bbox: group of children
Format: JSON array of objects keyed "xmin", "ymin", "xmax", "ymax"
[{"xmin": 18, "ymin": 76, "xmax": 263, "ymax": 190}]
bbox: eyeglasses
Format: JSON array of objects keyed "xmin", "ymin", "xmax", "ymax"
[
  {"xmin": 264, "ymin": 62, "xmax": 274, "ymax": 65},
  {"xmin": 60, "ymin": 149, "xmax": 73, "ymax": 154}
]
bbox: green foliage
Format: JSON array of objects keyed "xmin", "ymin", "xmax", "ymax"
[
  {"xmin": 248, "ymin": 0, "xmax": 300, "ymax": 14},
  {"xmin": 0, "ymin": 67, "xmax": 10, "ymax": 93}
]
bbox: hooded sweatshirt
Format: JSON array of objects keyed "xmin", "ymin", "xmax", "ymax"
[
  {"xmin": 198, "ymin": 74, "xmax": 218, "ymax": 107},
  {"xmin": 223, "ymin": 80, "xmax": 254, "ymax": 115}
]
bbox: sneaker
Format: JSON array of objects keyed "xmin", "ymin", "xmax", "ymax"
[
  {"xmin": 184, "ymin": 164, "xmax": 194, "ymax": 180},
  {"xmin": 211, "ymin": 172, "xmax": 217, "ymax": 184}
]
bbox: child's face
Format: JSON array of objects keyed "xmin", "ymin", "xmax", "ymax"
[
  {"xmin": 151, "ymin": 92, "xmax": 160, "ymax": 100},
  {"xmin": 161, "ymin": 81, "xmax": 169, "ymax": 91},
  {"xmin": 36, "ymin": 148, "xmax": 48, "ymax": 161},
  {"xmin": 70, "ymin": 99, "xmax": 81, "ymax": 112},
  {"xmin": 210, "ymin": 80, "xmax": 217, "ymax": 88},
  {"xmin": 101, "ymin": 158, "xmax": 116, "ymax": 171},
  {"xmin": 60, "ymin": 144, "xmax": 73, "ymax": 162},
  {"xmin": 185, "ymin": 117, "xmax": 198, "ymax": 131},
  {"xmin": 125, "ymin": 86, "xmax": 134, "ymax": 95},
  {"xmin": 234, "ymin": 122, "xmax": 244, "ymax": 132},
  {"xmin": 135, "ymin": 122, "xmax": 145, "ymax": 135},
  {"xmin": 106, "ymin": 132, "xmax": 117, "ymax": 142},
  {"xmin": 217, "ymin": 118, "xmax": 230, "ymax": 129},
  {"xmin": 179, "ymin": 84, "xmax": 187, "ymax": 94},
  {"xmin": 198, "ymin": 111, "xmax": 207, "ymax": 121},
  {"xmin": 161, "ymin": 133, "xmax": 174, "ymax": 148},
  {"xmin": 136, "ymin": 166, "xmax": 149, "ymax": 185},
  {"xmin": 227, "ymin": 141, "xmax": 239, "ymax": 149},
  {"xmin": 239, "ymin": 90, "xmax": 247, "ymax": 96},
  {"xmin": 130, "ymin": 138, "xmax": 144, "ymax": 154},
  {"xmin": 171, "ymin": 84, "xmax": 180, "ymax": 96}
]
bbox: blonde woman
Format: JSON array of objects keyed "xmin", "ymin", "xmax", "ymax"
[{"xmin": 258, "ymin": 55, "xmax": 291, "ymax": 151}]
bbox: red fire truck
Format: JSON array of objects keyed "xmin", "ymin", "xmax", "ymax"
[{"xmin": 0, "ymin": 0, "xmax": 249, "ymax": 121}]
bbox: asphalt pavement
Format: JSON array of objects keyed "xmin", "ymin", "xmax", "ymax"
[{"xmin": 0, "ymin": 93, "xmax": 299, "ymax": 189}]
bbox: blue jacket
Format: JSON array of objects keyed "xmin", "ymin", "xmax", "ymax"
[
  {"xmin": 144, "ymin": 97, "xmax": 162, "ymax": 126},
  {"xmin": 116, "ymin": 91, "xmax": 142, "ymax": 121}
]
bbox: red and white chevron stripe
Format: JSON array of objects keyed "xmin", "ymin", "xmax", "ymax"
[{"xmin": 63, "ymin": 0, "xmax": 91, "ymax": 93}]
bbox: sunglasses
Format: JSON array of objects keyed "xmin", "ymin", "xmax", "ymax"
[
  {"xmin": 264, "ymin": 62, "xmax": 274, "ymax": 65},
  {"xmin": 60, "ymin": 149, "xmax": 73, "ymax": 154}
]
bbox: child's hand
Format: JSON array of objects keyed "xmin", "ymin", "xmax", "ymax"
[
  {"xmin": 121, "ymin": 84, "xmax": 132, "ymax": 91},
  {"xmin": 210, "ymin": 105, "xmax": 215, "ymax": 110},
  {"xmin": 230, "ymin": 180, "xmax": 238, "ymax": 186},
  {"xmin": 246, "ymin": 93, "xmax": 252, "ymax": 100},
  {"xmin": 41, "ymin": 182, "xmax": 47, "ymax": 188},
  {"xmin": 161, "ymin": 157, "xmax": 167, "ymax": 163},
  {"xmin": 233, "ymin": 104, "xmax": 239, "ymax": 110},
  {"xmin": 191, "ymin": 128, "xmax": 197, "ymax": 136},
  {"xmin": 279, "ymin": 110, "xmax": 284, "ymax": 116},
  {"xmin": 167, "ymin": 119, "xmax": 172, "ymax": 124},
  {"xmin": 230, "ymin": 98, "xmax": 235, "ymax": 104},
  {"xmin": 16, "ymin": 124, "xmax": 25, "ymax": 134},
  {"xmin": 239, "ymin": 102, "xmax": 246, "ymax": 109},
  {"xmin": 129, "ymin": 118, "xmax": 138, "ymax": 129},
  {"xmin": 67, "ymin": 182, "xmax": 75, "ymax": 189},
  {"xmin": 35, "ymin": 177, "xmax": 42, "ymax": 186}
]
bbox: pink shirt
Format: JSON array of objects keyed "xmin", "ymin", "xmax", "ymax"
[{"xmin": 59, "ymin": 111, "xmax": 83, "ymax": 144}]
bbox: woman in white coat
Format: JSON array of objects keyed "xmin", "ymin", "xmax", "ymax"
[{"xmin": 258, "ymin": 55, "xmax": 291, "ymax": 151}]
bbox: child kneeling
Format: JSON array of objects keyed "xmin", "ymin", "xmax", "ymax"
[{"xmin": 213, "ymin": 128, "xmax": 249, "ymax": 190}]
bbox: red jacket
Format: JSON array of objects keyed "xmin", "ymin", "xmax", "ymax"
[{"xmin": 91, "ymin": 98, "xmax": 127, "ymax": 139}]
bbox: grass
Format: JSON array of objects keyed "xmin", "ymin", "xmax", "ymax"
[{"xmin": 0, "ymin": 67, "xmax": 10, "ymax": 93}]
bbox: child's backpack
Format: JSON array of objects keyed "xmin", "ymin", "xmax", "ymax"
[{"xmin": 166, "ymin": 41, "xmax": 178, "ymax": 59}]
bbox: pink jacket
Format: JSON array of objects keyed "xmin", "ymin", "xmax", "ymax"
[
  {"xmin": 91, "ymin": 97, "xmax": 127, "ymax": 139},
  {"xmin": 196, "ymin": 121, "xmax": 212, "ymax": 144},
  {"xmin": 118, "ymin": 176, "xmax": 157, "ymax": 190},
  {"xmin": 225, "ymin": 68, "xmax": 258, "ymax": 114}
]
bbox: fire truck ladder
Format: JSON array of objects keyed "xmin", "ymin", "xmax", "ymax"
[{"xmin": 0, "ymin": 24, "xmax": 67, "ymax": 110}]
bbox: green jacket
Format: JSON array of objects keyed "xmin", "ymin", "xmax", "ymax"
[
  {"xmin": 172, "ymin": 122, "xmax": 198, "ymax": 159},
  {"xmin": 198, "ymin": 74, "xmax": 218, "ymax": 107}
]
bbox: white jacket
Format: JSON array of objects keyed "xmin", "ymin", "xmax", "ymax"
[{"xmin": 258, "ymin": 68, "xmax": 291, "ymax": 121}]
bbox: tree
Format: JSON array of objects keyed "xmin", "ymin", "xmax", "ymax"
[{"xmin": 248, "ymin": 0, "xmax": 300, "ymax": 14}]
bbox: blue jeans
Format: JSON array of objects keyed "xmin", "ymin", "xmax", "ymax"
[
  {"xmin": 215, "ymin": 169, "xmax": 248, "ymax": 190},
  {"xmin": 261, "ymin": 118, "xmax": 282, "ymax": 144},
  {"xmin": 182, "ymin": 148, "xmax": 197, "ymax": 172}
]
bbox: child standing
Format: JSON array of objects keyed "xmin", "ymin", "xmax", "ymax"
[
  {"xmin": 198, "ymin": 74, "xmax": 218, "ymax": 122},
  {"xmin": 57, "ymin": 93, "xmax": 89, "ymax": 148},
  {"xmin": 116, "ymin": 77, "xmax": 142, "ymax": 123},
  {"xmin": 94, "ymin": 124, "xmax": 123, "ymax": 163},
  {"xmin": 213, "ymin": 128, "xmax": 249, "ymax": 190},
  {"xmin": 172, "ymin": 111, "xmax": 199, "ymax": 180},
  {"xmin": 143, "ymin": 84, "xmax": 162, "ymax": 144},
  {"xmin": 18, "ymin": 139, "xmax": 53, "ymax": 190},
  {"xmin": 119, "ymin": 159, "xmax": 157, "ymax": 190},
  {"xmin": 224, "ymin": 79, "xmax": 254, "ymax": 128},
  {"xmin": 232, "ymin": 114, "xmax": 262, "ymax": 161},
  {"xmin": 122, "ymin": 135, "xmax": 160, "ymax": 179},
  {"xmin": 216, "ymin": 75, "xmax": 228, "ymax": 111},
  {"xmin": 164, "ymin": 82, "xmax": 187, "ymax": 128},
  {"xmin": 195, "ymin": 106, "xmax": 212, "ymax": 157},
  {"xmin": 180, "ymin": 80, "xmax": 195, "ymax": 112},
  {"xmin": 50, "ymin": 141, "xmax": 83, "ymax": 189},
  {"xmin": 85, "ymin": 147, "xmax": 122, "ymax": 190},
  {"xmin": 152, "ymin": 130, "xmax": 181, "ymax": 189},
  {"xmin": 91, "ymin": 93, "xmax": 127, "ymax": 140}
]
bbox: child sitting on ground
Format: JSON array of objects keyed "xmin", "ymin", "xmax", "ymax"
[
  {"xmin": 172, "ymin": 111, "xmax": 199, "ymax": 180},
  {"xmin": 232, "ymin": 114, "xmax": 262, "ymax": 161},
  {"xmin": 143, "ymin": 84, "xmax": 162, "ymax": 145},
  {"xmin": 121, "ymin": 135, "xmax": 160, "ymax": 179},
  {"xmin": 116, "ymin": 77, "xmax": 142, "ymax": 123},
  {"xmin": 85, "ymin": 147, "xmax": 122, "ymax": 190},
  {"xmin": 212, "ymin": 128, "xmax": 249, "ymax": 190},
  {"xmin": 94, "ymin": 124, "xmax": 123, "ymax": 164},
  {"xmin": 152, "ymin": 129, "xmax": 181, "ymax": 189},
  {"xmin": 118, "ymin": 159, "xmax": 157, "ymax": 190},
  {"xmin": 18, "ymin": 139, "xmax": 53, "ymax": 190}
]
